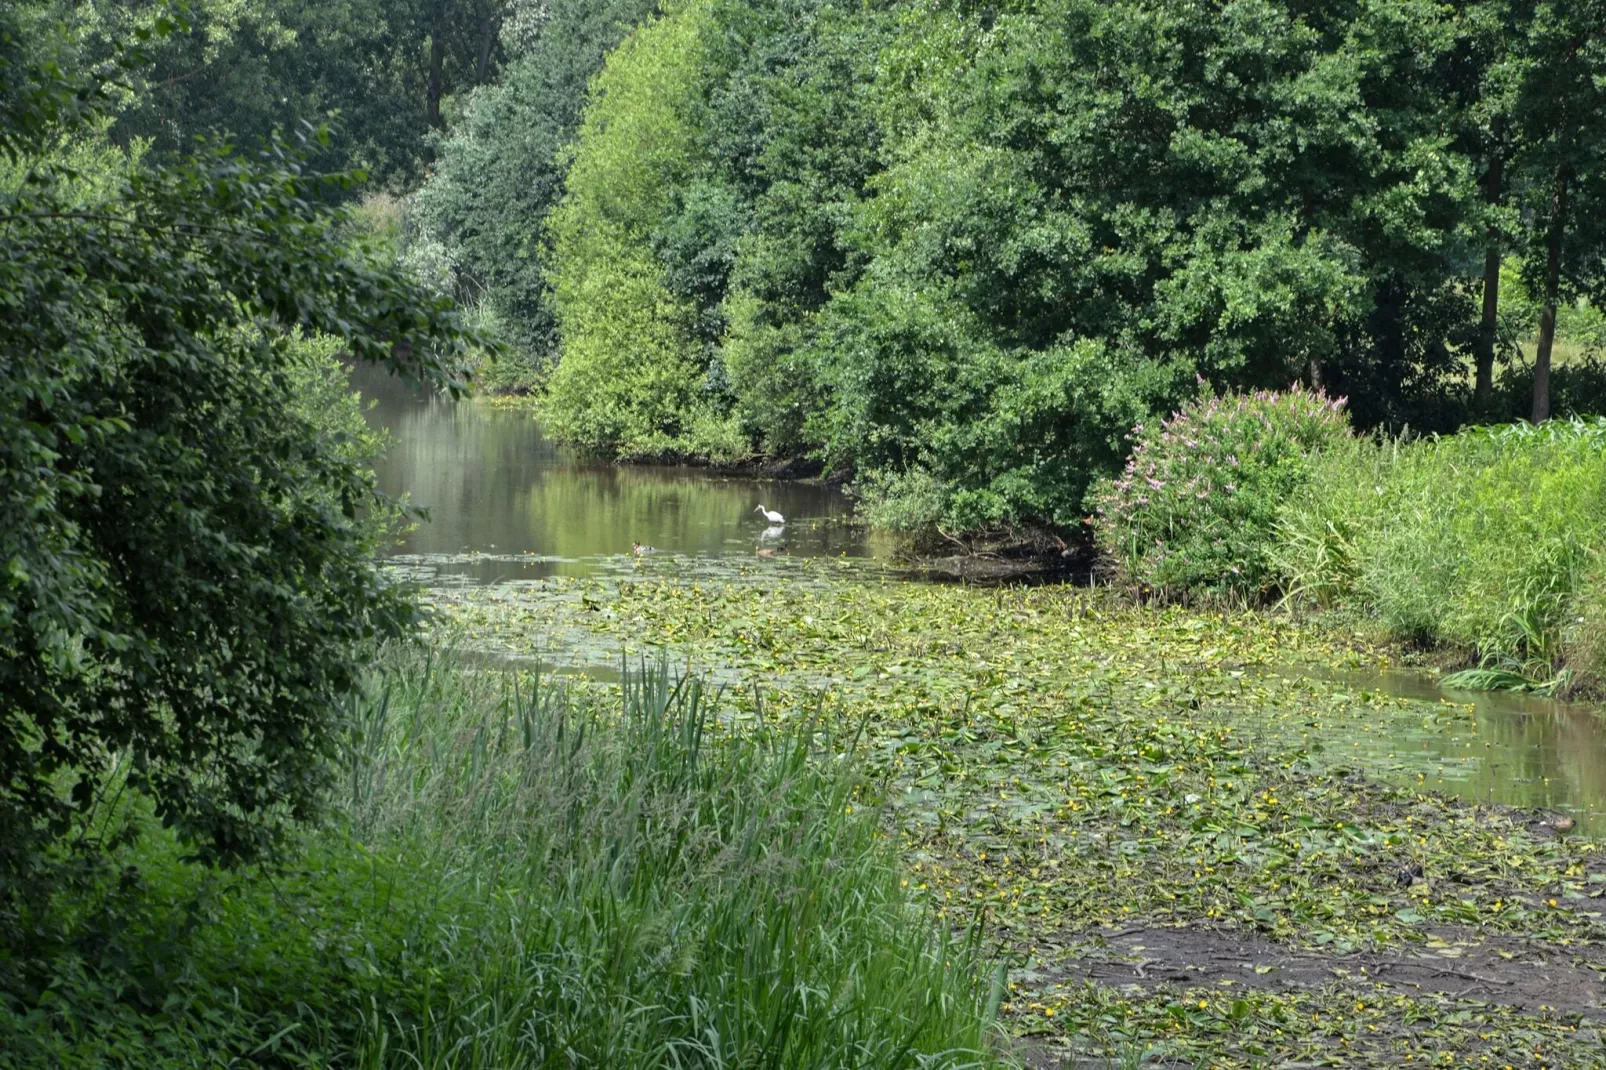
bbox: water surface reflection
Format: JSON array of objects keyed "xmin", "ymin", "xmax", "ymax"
[
  {"xmin": 354, "ymin": 364, "xmax": 873, "ymax": 584},
  {"xmin": 1291, "ymin": 663, "xmax": 1606, "ymax": 832}
]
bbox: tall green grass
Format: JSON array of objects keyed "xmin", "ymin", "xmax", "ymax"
[
  {"xmin": 1, "ymin": 651, "xmax": 1003, "ymax": 1068},
  {"xmin": 1275, "ymin": 419, "xmax": 1606, "ymax": 692}
]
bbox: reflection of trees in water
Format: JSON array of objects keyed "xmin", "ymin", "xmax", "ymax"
[
  {"xmin": 1540, "ymin": 708, "xmax": 1606, "ymax": 813},
  {"xmin": 1322, "ymin": 664, "xmax": 1606, "ymax": 823},
  {"xmin": 353, "ymin": 368, "xmax": 863, "ymax": 565},
  {"xmin": 1453, "ymin": 696, "xmax": 1606, "ymax": 815}
]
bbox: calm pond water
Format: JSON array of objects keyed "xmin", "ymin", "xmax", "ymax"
[
  {"xmin": 1282, "ymin": 664, "xmax": 1606, "ymax": 832},
  {"xmin": 354, "ymin": 364, "xmax": 881, "ymax": 586},
  {"xmin": 355, "ymin": 365, "xmax": 1606, "ymax": 831}
]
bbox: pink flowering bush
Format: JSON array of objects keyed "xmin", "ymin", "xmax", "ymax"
[{"xmin": 1092, "ymin": 385, "xmax": 1352, "ymax": 596}]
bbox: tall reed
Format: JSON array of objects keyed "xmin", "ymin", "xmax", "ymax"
[
  {"xmin": 1, "ymin": 648, "xmax": 1004, "ymax": 1068},
  {"xmin": 1274, "ymin": 418, "xmax": 1606, "ymax": 692},
  {"xmin": 336, "ymin": 647, "xmax": 1003, "ymax": 1067}
]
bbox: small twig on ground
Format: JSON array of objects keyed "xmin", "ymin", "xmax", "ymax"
[{"xmin": 1430, "ymin": 968, "xmax": 1514, "ymax": 986}]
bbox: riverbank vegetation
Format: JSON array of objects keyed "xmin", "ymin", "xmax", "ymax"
[
  {"xmin": 3, "ymin": 650, "xmax": 1000, "ymax": 1067},
  {"xmin": 410, "ymin": 0, "xmax": 1606, "ymax": 536},
  {"xmin": 1282, "ymin": 418, "xmax": 1606, "ymax": 694},
  {"xmin": 436, "ymin": 566, "xmax": 1606, "ymax": 1065},
  {"xmin": 10, "ymin": 1, "xmax": 1606, "ymax": 1067},
  {"xmin": 1094, "ymin": 387, "xmax": 1606, "ymax": 693}
]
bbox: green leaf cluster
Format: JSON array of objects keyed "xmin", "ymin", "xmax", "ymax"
[
  {"xmin": 543, "ymin": 0, "xmax": 739, "ymax": 459},
  {"xmin": 23, "ymin": 0, "xmax": 521, "ymax": 187},
  {"xmin": 0, "ymin": 11, "xmax": 479, "ymax": 915}
]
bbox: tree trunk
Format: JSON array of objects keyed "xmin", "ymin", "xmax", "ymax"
[
  {"xmin": 478, "ymin": 11, "xmax": 497, "ymax": 84},
  {"xmin": 1532, "ymin": 169, "xmax": 1570, "ymax": 424},
  {"xmin": 1473, "ymin": 135, "xmax": 1504, "ymax": 414},
  {"xmin": 1475, "ymin": 244, "xmax": 1501, "ymax": 412},
  {"xmin": 427, "ymin": 8, "xmax": 447, "ymax": 129}
]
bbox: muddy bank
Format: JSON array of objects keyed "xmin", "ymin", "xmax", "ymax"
[{"xmin": 898, "ymin": 527, "xmax": 1096, "ymax": 585}]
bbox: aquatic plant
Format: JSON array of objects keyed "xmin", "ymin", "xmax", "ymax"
[{"xmin": 435, "ymin": 571, "xmax": 1606, "ymax": 1066}]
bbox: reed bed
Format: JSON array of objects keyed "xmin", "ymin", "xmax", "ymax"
[{"xmin": 2, "ymin": 649, "xmax": 1002, "ymax": 1068}]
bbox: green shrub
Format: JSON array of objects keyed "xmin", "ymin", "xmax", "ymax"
[
  {"xmin": 1274, "ymin": 418, "xmax": 1606, "ymax": 690},
  {"xmin": 854, "ymin": 468, "xmax": 955, "ymax": 534},
  {"xmin": 812, "ymin": 307, "xmax": 1160, "ymax": 535},
  {"xmin": 1, "ymin": 651, "xmax": 1003, "ymax": 1068},
  {"xmin": 1092, "ymin": 387, "xmax": 1352, "ymax": 597},
  {"xmin": 1, "ymin": 29, "xmax": 479, "ymax": 913}
]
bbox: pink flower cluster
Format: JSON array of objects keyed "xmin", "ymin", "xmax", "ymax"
[{"xmin": 1092, "ymin": 384, "xmax": 1350, "ymax": 592}]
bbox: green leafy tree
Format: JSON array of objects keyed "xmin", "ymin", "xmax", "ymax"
[
  {"xmin": 22, "ymin": 0, "xmax": 516, "ymax": 186},
  {"xmin": 786, "ymin": 0, "xmax": 1484, "ymax": 528},
  {"xmin": 1499, "ymin": 0, "xmax": 1606, "ymax": 421},
  {"xmin": 542, "ymin": 0, "xmax": 739, "ymax": 458},
  {"xmin": 716, "ymin": 0, "xmax": 892, "ymax": 455},
  {"xmin": 544, "ymin": 0, "xmax": 892, "ymax": 457},
  {"xmin": 528, "ymin": 0, "xmax": 1606, "ymax": 531},
  {"xmin": 412, "ymin": 0, "xmax": 655, "ymax": 372},
  {"xmin": 0, "ymin": 11, "xmax": 477, "ymax": 920}
]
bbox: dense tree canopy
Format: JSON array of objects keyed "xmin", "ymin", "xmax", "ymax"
[
  {"xmin": 19, "ymin": 0, "xmax": 529, "ymax": 185},
  {"xmin": 16, "ymin": 0, "xmax": 1606, "ymax": 558},
  {"xmin": 485, "ymin": 0, "xmax": 1606, "ymax": 532},
  {"xmin": 412, "ymin": 0, "xmax": 657, "ymax": 375},
  {"xmin": 0, "ymin": 10, "xmax": 477, "ymax": 908}
]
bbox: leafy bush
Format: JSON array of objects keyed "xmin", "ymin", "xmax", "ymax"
[
  {"xmin": 1490, "ymin": 355, "xmax": 1606, "ymax": 422},
  {"xmin": 810, "ymin": 284, "xmax": 1161, "ymax": 532},
  {"xmin": 0, "ymin": 21, "xmax": 477, "ymax": 914},
  {"xmin": 1, "ymin": 653, "xmax": 1003, "ymax": 1068},
  {"xmin": 854, "ymin": 468, "xmax": 954, "ymax": 533},
  {"xmin": 1092, "ymin": 387, "xmax": 1352, "ymax": 597},
  {"xmin": 1275, "ymin": 418, "xmax": 1606, "ymax": 691}
]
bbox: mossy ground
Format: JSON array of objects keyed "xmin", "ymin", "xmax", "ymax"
[{"xmin": 434, "ymin": 561, "xmax": 1606, "ymax": 1067}]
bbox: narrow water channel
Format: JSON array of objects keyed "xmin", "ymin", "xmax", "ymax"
[
  {"xmin": 353, "ymin": 363, "xmax": 880, "ymax": 585},
  {"xmin": 1284, "ymin": 663, "xmax": 1606, "ymax": 832},
  {"xmin": 356, "ymin": 366, "xmax": 1606, "ymax": 832}
]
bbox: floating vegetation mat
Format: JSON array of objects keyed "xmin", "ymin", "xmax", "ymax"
[
  {"xmin": 388, "ymin": 543, "xmax": 901, "ymax": 591},
  {"xmin": 434, "ymin": 569, "xmax": 1606, "ymax": 1067}
]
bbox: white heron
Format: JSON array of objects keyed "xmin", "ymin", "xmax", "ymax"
[{"xmin": 754, "ymin": 504, "xmax": 785, "ymax": 524}]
